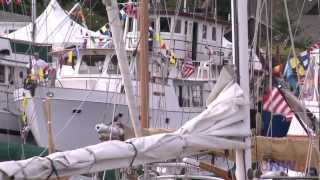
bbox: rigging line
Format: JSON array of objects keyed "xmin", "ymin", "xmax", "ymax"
[
  {"xmin": 265, "ymin": 0, "xmax": 273, "ymax": 138},
  {"xmin": 286, "ymin": 0, "xmax": 306, "ymax": 61},
  {"xmin": 283, "ymin": 0, "xmax": 297, "ymax": 58},
  {"xmin": 47, "ymin": 0, "xmax": 89, "ymax": 44}
]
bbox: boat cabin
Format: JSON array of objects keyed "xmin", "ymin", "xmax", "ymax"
[
  {"xmin": 0, "ymin": 38, "xmax": 30, "ymax": 87},
  {"xmin": 124, "ymin": 10, "xmax": 232, "ymax": 65}
]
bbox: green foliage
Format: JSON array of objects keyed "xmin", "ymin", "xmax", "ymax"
[{"xmin": 217, "ymin": 0, "xmax": 230, "ymax": 20}]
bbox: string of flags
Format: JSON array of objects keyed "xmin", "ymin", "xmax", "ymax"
[
  {"xmin": 154, "ymin": 32, "xmax": 177, "ymax": 65},
  {"xmin": 282, "ymin": 41, "xmax": 320, "ymax": 96},
  {"xmin": 0, "ymin": 0, "xmax": 22, "ymax": 5},
  {"xmin": 154, "ymin": 32, "xmax": 196, "ymax": 77},
  {"xmin": 122, "ymin": 3, "xmax": 138, "ymax": 18}
]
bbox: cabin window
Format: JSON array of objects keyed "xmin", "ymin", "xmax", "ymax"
[
  {"xmin": 107, "ymin": 55, "xmax": 120, "ymax": 74},
  {"xmin": 174, "ymin": 19, "xmax": 182, "ymax": 33},
  {"xmin": 8, "ymin": 66, "xmax": 14, "ymax": 84},
  {"xmin": 191, "ymin": 85, "xmax": 202, "ymax": 106},
  {"xmin": 128, "ymin": 18, "xmax": 133, "ymax": 32},
  {"xmin": 150, "ymin": 19, "xmax": 155, "ymax": 30},
  {"xmin": 212, "ymin": 27, "xmax": 216, "ymax": 41},
  {"xmin": 175, "ymin": 84, "xmax": 203, "ymax": 107},
  {"xmin": 8, "ymin": 29, "xmax": 16, "ymax": 33},
  {"xmin": 160, "ymin": 17, "xmax": 171, "ymax": 32},
  {"xmin": 79, "ymin": 55, "xmax": 106, "ymax": 74},
  {"xmin": 184, "ymin": 21, "xmax": 188, "ymax": 35},
  {"xmin": 0, "ymin": 65, "xmax": 5, "ymax": 83},
  {"xmin": 202, "ymin": 25, "xmax": 207, "ymax": 39}
]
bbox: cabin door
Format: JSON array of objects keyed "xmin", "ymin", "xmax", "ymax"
[{"xmin": 191, "ymin": 22, "xmax": 198, "ymax": 62}]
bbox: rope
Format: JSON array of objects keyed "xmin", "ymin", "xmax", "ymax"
[
  {"xmin": 126, "ymin": 141, "xmax": 138, "ymax": 167},
  {"xmin": 45, "ymin": 157, "xmax": 59, "ymax": 179}
]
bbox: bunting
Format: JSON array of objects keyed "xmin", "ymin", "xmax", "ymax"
[
  {"xmin": 123, "ymin": 3, "xmax": 138, "ymax": 18},
  {"xmin": 169, "ymin": 52, "xmax": 177, "ymax": 64},
  {"xmin": 299, "ymin": 51, "xmax": 309, "ymax": 68},
  {"xmin": 67, "ymin": 51, "xmax": 73, "ymax": 64},
  {"xmin": 154, "ymin": 32, "xmax": 177, "ymax": 64},
  {"xmin": 1, "ymin": 0, "xmax": 21, "ymax": 5}
]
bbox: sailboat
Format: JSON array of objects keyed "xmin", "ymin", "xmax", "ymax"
[{"xmin": 12, "ymin": 0, "xmax": 237, "ymax": 151}]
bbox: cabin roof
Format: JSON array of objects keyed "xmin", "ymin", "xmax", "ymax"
[
  {"xmin": 0, "ymin": 11, "xmax": 31, "ymax": 22},
  {"xmin": 150, "ymin": 10, "xmax": 230, "ymax": 25}
]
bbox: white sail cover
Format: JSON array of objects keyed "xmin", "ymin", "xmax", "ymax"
[
  {"xmin": 6, "ymin": 0, "xmax": 99, "ymax": 45},
  {"xmin": 0, "ymin": 70, "xmax": 250, "ymax": 179}
]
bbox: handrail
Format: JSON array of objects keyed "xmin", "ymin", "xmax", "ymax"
[{"xmin": 154, "ymin": 175, "xmax": 223, "ymax": 180}]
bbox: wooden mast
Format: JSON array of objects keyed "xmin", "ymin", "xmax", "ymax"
[
  {"xmin": 44, "ymin": 98, "xmax": 55, "ymax": 154},
  {"xmin": 139, "ymin": 0, "xmax": 149, "ymax": 128}
]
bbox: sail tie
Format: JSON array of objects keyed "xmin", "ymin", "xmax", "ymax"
[
  {"xmin": 84, "ymin": 148, "xmax": 97, "ymax": 171},
  {"xmin": 126, "ymin": 142, "xmax": 138, "ymax": 167},
  {"xmin": 45, "ymin": 157, "xmax": 59, "ymax": 180}
]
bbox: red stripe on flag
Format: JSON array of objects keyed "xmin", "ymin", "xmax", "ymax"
[
  {"xmin": 263, "ymin": 87, "xmax": 293, "ymax": 121},
  {"xmin": 181, "ymin": 61, "xmax": 195, "ymax": 78}
]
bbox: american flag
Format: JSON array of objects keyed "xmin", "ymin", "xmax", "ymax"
[
  {"xmin": 181, "ymin": 61, "xmax": 195, "ymax": 78},
  {"xmin": 263, "ymin": 87, "xmax": 294, "ymax": 121}
]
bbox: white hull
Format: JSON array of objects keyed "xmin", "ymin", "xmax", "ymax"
[
  {"xmin": 0, "ymin": 86, "xmax": 22, "ymax": 143},
  {"xmin": 0, "ymin": 109, "xmax": 22, "ymax": 143},
  {"xmin": 15, "ymin": 86, "xmax": 203, "ymax": 150}
]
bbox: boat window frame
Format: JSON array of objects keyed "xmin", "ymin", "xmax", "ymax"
[
  {"xmin": 160, "ymin": 17, "xmax": 171, "ymax": 33},
  {"xmin": 212, "ymin": 26, "xmax": 216, "ymax": 41},
  {"xmin": 184, "ymin": 20, "xmax": 188, "ymax": 35},
  {"xmin": 0, "ymin": 65, "xmax": 5, "ymax": 84},
  {"xmin": 174, "ymin": 19, "xmax": 182, "ymax": 34},
  {"xmin": 202, "ymin": 24, "xmax": 207, "ymax": 39},
  {"xmin": 78, "ymin": 54, "xmax": 107, "ymax": 74}
]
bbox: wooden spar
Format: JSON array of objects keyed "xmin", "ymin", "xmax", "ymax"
[
  {"xmin": 43, "ymin": 98, "xmax": 55, "ymax": 154},
  {"xmin": 183, "ymin": 158, "xmax": 232, "ymax": 180},
  {"xmin": 139, "ymin": 0, "xmax": 149, "ymax": 128}
]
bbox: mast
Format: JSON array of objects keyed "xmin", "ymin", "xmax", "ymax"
[
  {"xmin": 231, "ymin": 0, "xmax": 252, "ymax": 179},
  {"xmin": 103, "ymin": 0, "xmax": 142, "ymax": 137},
  {"xmin": 139, "ymin": 0, "xmax": 149, "ymax": 128},
  {"xmin": 31, "ymin": 0, "xmax": 36, "ymax": 42}
]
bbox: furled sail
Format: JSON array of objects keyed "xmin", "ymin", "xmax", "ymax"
[{"xmin": 0, "ymin": 68, "xmax": 250, "ymax": 179}]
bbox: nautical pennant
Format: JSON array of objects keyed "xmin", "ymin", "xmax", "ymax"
[
  {"xmin": 300, "ymin": 51, "xmax": 309, "ymax": 68},
  {"xmin": 169, "ymin": 52, "xmax": 177, "ymax": 64},
  {"xmin": 67, "ymin": 51, "xmax": 73, "ymax": 64}
]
